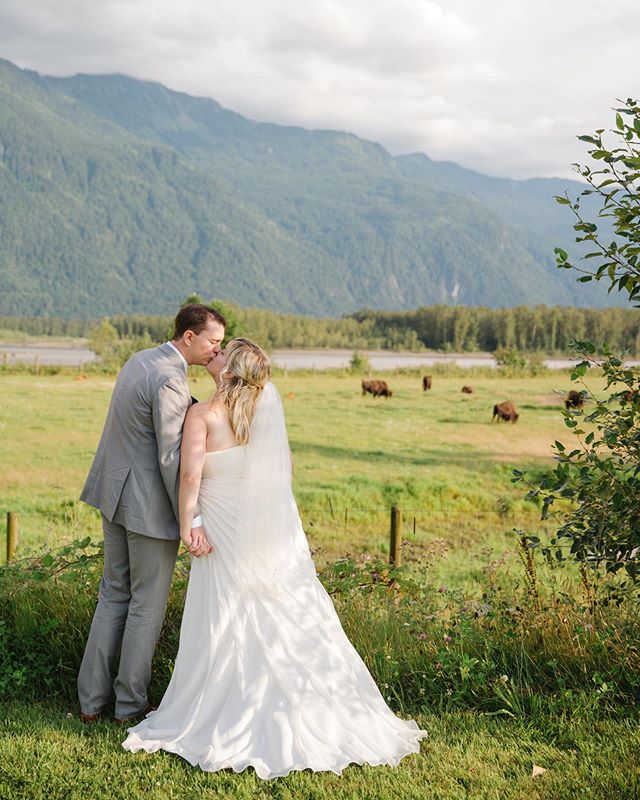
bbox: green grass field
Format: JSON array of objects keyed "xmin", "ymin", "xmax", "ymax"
[
  {"xmin": 1, "ymin": 369, "xmax": 590, "ymax": 560},
  {"xmin": 2, "ymin": 368, "xmax": 638, "ymax": 800}
]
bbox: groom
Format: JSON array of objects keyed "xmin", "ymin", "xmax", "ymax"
[{"xmin": 78, "ymin": 303, "xmax": 225, "ymax": 723}]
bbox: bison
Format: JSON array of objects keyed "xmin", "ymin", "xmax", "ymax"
[
  {"xmin": 565, "ymin": 390, "xmax": 585, "ymax": 410},
  {"xmin": 362, "ymin": 379, "xmax": 393, "ymax": 398},
  {"xmin": 461, "ymin": 385, "xmax": 473, "ymax": 394},
  {"xmin": 422, "ymin": 375, "xmax": 432, "ymax": 391},
  {"xmin": 492, "ymin": 401, "xmax": 518, "ymax": 423}
]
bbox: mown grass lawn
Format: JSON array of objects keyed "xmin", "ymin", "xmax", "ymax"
[{"xmin": 1, "ymin": 701, "xmax": 638, "ymax": 800}]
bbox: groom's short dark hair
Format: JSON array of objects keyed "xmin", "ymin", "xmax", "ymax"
[{"xmin": 172, "ymin": 304, "xmax": 226, "ymax": 339}]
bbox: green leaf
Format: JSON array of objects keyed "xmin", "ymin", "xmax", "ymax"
[{"xmin": 577, "ymin": 135, "xmax": 600, "ymax": 144}]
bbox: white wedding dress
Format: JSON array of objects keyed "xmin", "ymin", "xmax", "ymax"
[{"xmin": 122, "ymin": 383, "xmax": 426, "ymax": 779}]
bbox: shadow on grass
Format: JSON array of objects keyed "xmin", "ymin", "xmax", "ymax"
[
  {"xmin": 290, "ymin": 440, "xmax": 495, "ymax": 470},
  {"xmin": 519, "ymin": 403, "xmax": 564, "ymax": 412}
]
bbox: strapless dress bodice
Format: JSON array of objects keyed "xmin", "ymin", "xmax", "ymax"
[{"xmin": 201, "ymin": 445, "xmax": 247, "ymax": 481}]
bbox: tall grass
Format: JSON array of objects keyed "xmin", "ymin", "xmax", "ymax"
[{"xmin": 2, "ymin": 537, "xmax": 638, "ymax": 721}]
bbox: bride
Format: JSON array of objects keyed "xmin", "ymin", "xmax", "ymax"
[{"xmin": 122, "ymin": 338, "xmax": 426, "ymax": 778}]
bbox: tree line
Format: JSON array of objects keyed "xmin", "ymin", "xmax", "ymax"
[{"xmin": 1, "ymin": 303, "xmax": 639, "ymax": 354}]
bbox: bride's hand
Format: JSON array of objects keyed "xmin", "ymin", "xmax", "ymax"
[{"xmin": 182, "ymin": 526, "xmax": 213, "ymax": 557}]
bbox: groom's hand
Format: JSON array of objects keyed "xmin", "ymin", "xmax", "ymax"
[{"xmin": 188, "ymin": 526, "xmax": 213, "ymax": 557}]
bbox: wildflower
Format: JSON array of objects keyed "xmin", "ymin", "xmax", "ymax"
[
  {"xmin": 434, "ymin": 662, "xmax": 443, "ymax": 671},
  {"xmin": 443, "ymin": 634, "xmax": 452, "ymax": 644},
  {"xmin": 438, "ymin": 586, "xmax": 447, "ymax": 593},
  {"xmin": 417, "ymin": 633, "xmax": 428, "ymax": 640},
  {"xmin": 500, "ymin": 675, "xmax": 509, "ymax": 683},
  {"xmin": 419, "ymin": 688, "xmax": 425, "ymax": 695}
]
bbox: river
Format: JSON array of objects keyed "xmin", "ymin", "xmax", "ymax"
[{"xmin": 0, "ymin": 343, "xmax": 606, "ymax": 370}]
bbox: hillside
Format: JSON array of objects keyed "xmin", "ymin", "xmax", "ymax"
[{"xmin": 0, "ymin": 58, "xmax": 613, "ymax": 316}]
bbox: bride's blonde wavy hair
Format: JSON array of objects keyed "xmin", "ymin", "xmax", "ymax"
[{"xmin": 211, "ymin": 338, "xmax": 271, "ymax": 444}]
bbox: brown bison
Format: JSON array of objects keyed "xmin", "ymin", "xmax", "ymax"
[
  {"xmin": 492, "ymin": 401, "xmax": 518, "ymax": 423},
  {"xmin": 565, "ymin": 390, "xmax": 585, "ymax": 410},
  {"xmin": 422, "ymin": 375, "xmax": 432, "ymax": 391},
  {"xmin": 362, "ymin": 379, "xmax": 393, "ymax": 398},
  {"xmin": 461, "ymin": 385, "xmax": 473, "ymax": 394}
]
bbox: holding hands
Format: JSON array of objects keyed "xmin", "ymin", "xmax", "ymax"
[{"xmin": 181, "ymin": 525, "xmax": 213, "ymax": 558}]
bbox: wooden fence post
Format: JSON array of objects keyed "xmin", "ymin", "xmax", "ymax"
[
  {"xmin": 389, "ymin": 505, "xmax": 402, "ymax": 567},
  {"xmin": 6, "ymin": 512, "xmax": 18, "ymax": 562}
]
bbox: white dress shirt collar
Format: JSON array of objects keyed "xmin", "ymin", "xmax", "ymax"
[{"xmin": 166, "ymin": 341, "xmax": 188, "ymax": 372}]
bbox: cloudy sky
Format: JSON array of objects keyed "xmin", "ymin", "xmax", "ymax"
[{"xmin": 0, "ymin": 0, "xmax": 637, "ymax": 179}]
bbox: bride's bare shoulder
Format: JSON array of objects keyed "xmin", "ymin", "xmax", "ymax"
[
  {"xmin": 187, "ymin": 396, "xmax": 221, "ymax": 414},
  {"xmin": 187, "ymin": 398, "xmax": 228, "ymax": 425},
  {"xmin": 185, "ymin": 400, "xmax": 221, "ymax": 427}
]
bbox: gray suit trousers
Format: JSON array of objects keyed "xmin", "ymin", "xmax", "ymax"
[{"xmin": 77, "ymin": 516, "xmax": 179, "ymax": 719}]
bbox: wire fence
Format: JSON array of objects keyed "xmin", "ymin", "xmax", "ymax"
[
  {"xmin": 297, "ymin": 504, "xmax": 560, "ymax": 564},
  {"xmin": 3, "ymin": 504, "xmax": 563, "ymax": 567}
]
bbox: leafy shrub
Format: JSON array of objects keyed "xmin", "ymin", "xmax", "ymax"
[
  {"xmin": 349, "ymin": 351, "xmax": 371, "ymax": 374},
  {"xmin": 515, "ymin": 343, "xmax": 640, "ymax": 584},
  {"xmin": 494, "ymin": 348, "xmax": 546, "ymax": 376},
  {"xmin": 517, "ymin": 101, "xmax": 640, "ymax": 587},
  {"xmin": 2, "ymin": 543, "xmax": 639, "ymax": 717}
]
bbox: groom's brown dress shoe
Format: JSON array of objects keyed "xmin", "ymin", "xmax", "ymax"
[
  {"xmin": 115, "ymin": 703, "xmax": 157, "ymax": 724},
  {"xmin": 80, "ymin": 711, "xmax": 102, "ymax": 723}
]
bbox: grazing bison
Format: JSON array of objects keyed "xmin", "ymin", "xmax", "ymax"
[
  {"xmin": 565, "ymin": 390, "xmax": 585, "ymax": 410},
  {"xmin": 492, "ymin": 401, "xmax": 519, "ymax": 423},
  {"xmin": 461, "ymin": 385, "xmax": 473, "ymax": 394},
  {"xmin": 422, "ymin": 375, "xmax": 432, "ymax": 391},
  {"xmin": 362, "ymin": 379, "xmax": 393, "ymax": 398}
]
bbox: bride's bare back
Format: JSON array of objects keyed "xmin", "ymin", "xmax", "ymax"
[{"xmin": 177, "ymin": 398, "xmax": 238, "ymax": 552}]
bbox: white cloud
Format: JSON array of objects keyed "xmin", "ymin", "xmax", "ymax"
[{"xmin": 0, "ymin": 0, "xmax": 638, "ymax": 178}]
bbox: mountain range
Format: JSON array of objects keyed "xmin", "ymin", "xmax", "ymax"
[{"xmin": 0, "ymin": 58, "xmax": 613, "ymax": 317}]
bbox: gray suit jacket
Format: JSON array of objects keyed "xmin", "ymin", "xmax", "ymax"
[{"xmin": 80, "ymin": 343, "xmax": 193, "ymax": 540}]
